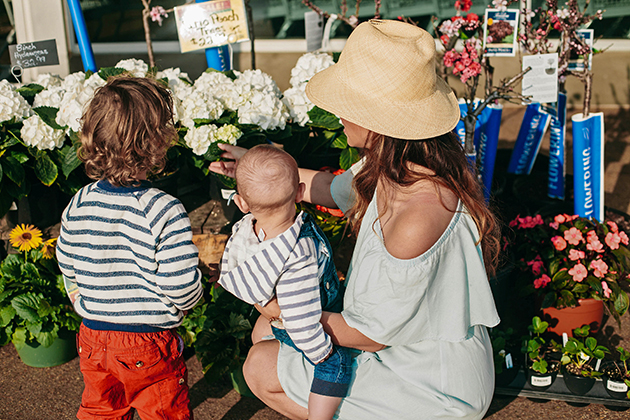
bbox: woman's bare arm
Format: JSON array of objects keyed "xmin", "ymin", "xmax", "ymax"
[{"xmin": 298, "ymin": 168, "xmax": 337, "ymax": 208}]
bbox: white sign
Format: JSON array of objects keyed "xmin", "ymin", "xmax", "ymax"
[
  {"xmin": 174, "ymin": 0, "xmax": 249, "ymax": 53},
  {"xmin": 522, "ymin": 53, "xmax": 559, "ymax": 104}
]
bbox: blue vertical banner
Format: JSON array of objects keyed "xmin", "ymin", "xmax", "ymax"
[
  {"xmin": 478, "ymin": 104, "xmax": 503, "ymax": 200},
  {"xmin": 572, "ymin": 112, "xmax": 605, "ymax": 221},
  {"xmin": 66, "ymin": 0, "xmax": 97, "ymax": 72},
  {"xmin": 507, "ymin": 103, "xmax": 551, "ymax": 174},
  {"xmin": 547, "ymin": 92, "xmax": 567, "ymax": 199},
  {"xmin": 196, "ymin": 0, "xmax": 231, "ymax": 70}
]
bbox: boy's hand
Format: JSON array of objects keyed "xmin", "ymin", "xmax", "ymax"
[
  {"xmin": 208, "ymin": 143, "xmax": 248, "ymax": 179},
  {"xmin": 254, "ymin": 298, "xmax": 281, "ymax": 320}
]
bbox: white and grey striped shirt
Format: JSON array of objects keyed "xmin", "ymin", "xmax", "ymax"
[
  {"xmin": 56, "ymin": 180, "xmax": 203, "ymax": 329},
  {"xmin": 219, "ymin": 212, "xmax": 333, "ymax": 364}
]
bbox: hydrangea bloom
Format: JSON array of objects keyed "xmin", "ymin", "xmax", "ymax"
[
  {"xmin": 157, "ymin": 67, "xmax": 192, "ymax": 91},
  {"xmin": 20, "ymin": 114, "xmax": 66, "ymax": 150},
  {"xmin": 0, "ymin": 80, "xmax": 31, "ymax": 123},
  {"xmin": 282, "ymin": 85, "xmax": 312, "ymax": 126},
  {"xmin": 115, "ymin": 59, "xmax": 149, "ymax": 78},
  {"xmin": 34, "ymin": 73, "xmax": 63, "ymax": 89},
  {"xmin": 288, "ymin": 52, "xmax": 334, "ymax": 87},
  {"xmin": 33, "ymin": 86, "xmax": 65, "ymax": 108},
  {"xmin": 237, "ymin": 89, "xmax": 288, "ymax": 130},
  {"xmin": 184, "ymin": 124, "xmax": 218, "ymax": 155},
  {"xmin": 179, "ymin": 89, "xmax": 224, "ymax": 129},
  {"xmin": 215, "ymin": 124, "xmax": 242, "ymax": 145},
  {"xmin": 56, "ymin": 74, "xmax": 98, "ymax": 132}
]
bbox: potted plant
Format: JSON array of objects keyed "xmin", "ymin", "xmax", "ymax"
[
  {"xmin": 507, "ymin": 213, "xmax": 630, "ymax": 336},
  {"xmin": 0, "ymin": 224, "xmax": 82, "ymax": 367},
  {"xmin": 560, "ymin": 324, "xmax": 608, "ymax": 395},
  {"xmin": 490, "ymin": 326, "xmax": 520, "ymax": 387},
  {"xmin": 522, "ymin": 316, "xmax": 561, "ymax": 390},
  {"xmin": 601, "ymin": 346, "xmax": 630, "ymax": 400}
]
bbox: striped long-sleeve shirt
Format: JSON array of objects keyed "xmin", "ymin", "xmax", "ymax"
[
  {"xmin": 219, "ymin": 212, "xmax": 332, "ymax": 364},
  {"xmin": 56, "ymin": 180, "xmax": 203, "ymax": 329}
]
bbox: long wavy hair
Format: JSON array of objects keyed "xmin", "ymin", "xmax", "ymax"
[
  {"xmin": 78, "ymin": 76, "xmax": 177, "ymax": 187},
  {"xmin": 346, "ymin": 131, "xmax": 501, "ymax": 276}
]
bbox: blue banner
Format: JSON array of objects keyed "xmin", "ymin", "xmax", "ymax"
[
  {"xmin": 572, "ymin": 112, "xmax": 605, "ymax": 221},
  {"xmin": 507, "ymin": 103, "xmax": 551, "ymax": 174},
  {"xmin": 547, "ymin": 93, "xmax": 567, "ymax": 199},
  {"xmin": 478, "ymin": 104, "xmax": 503, "ymax": 200}
]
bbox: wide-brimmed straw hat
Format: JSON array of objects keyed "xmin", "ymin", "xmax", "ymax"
[{"xmin": 305, "ymin": 19, "xmax": 460, "ymax": 140}]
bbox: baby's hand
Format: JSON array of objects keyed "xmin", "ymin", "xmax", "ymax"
[{"xmin": 208, "ymin": 144, "xmax": 248, "ymax": 179}]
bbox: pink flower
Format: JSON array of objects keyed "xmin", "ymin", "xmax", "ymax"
[
  {"xmin": 568, "ymin": 249, "xmax": 585, "ymax": 261},
  {"xmin": 551, "ymin": 236, "xmax": 567, "ymax": 251},
  {"xmin": 607, "ymin": 221, "xmax": 619, "ymax": 233},
  {"xmin": 518, "ymin": 215, "xmax": 544, "ymax": 229},
  {"xmin": 549, "ymin": 222, "xmax": 560, "ymax": 229},
  {"xmin": 620, "ymin": 231, "xmax": 629, "ymax": 245},
  {"xmin": 150, "ymin": 6, "xmax": 168, "ymax": 26},
  {"xmin": 568, "ymin": 263, "xmax": 588, "ymax": 282},
  {"xmin": 601, "ymin": 281, "xmax": 612, "ymax": 298},
  {"xmin": 443, "ymin": 50, "xmax": 458, "ymax": 67},
  {"xmin": 589, "ymin": 259, "xmax": 609, "ymax": 278},
  {"xmin": 527, "ymin": 257, "xmax": 544, "ymax": 276},
  {"xmin": 534, "ymin": 274, "xmax": 551, "ymax": 289},
  {"xmin": 587, "ymin": 239, "xmax": 605, "ymax": 253},
  {"xmin": 605, "ymin": 232, "xmax": 621, "ymax": 250},
  {"xmin": 564, "ymin": 227, "xmax": 584, "ymax": 245},
  {"xmin": 554, "ymin": 214, "xmax": 567, "ymax": 224}
]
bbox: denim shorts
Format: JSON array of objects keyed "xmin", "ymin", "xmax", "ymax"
[{"xmin": 272, "ymin": 326, "xmax": 352, "ymax": 397}]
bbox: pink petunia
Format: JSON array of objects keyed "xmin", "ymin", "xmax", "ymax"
[
  {"xmin": 589, "ymin": 259, "xmax": 609, "ymax": 278},
  {"xmin": 606, "ymin": 232, "xmax": 621, "ymax": 250},
  {"xmin": 601, "ymin": 281, "xmax": 612, "ymax": 298},
  {"xmin": 551, "ymin": 236, "xmax": 567, "ymax": 251},
  {"xmin": 607, "ymin": 221, "xmax": 619, "ymax": 233},
  {"xmin": 564, "ymin": 227, "xmax": 584, "ymax": 246},
  {"xmin": 568, "ymin": 249, "xmax": 585, "ymax": 261},
  {"xmin": 534, "ymin": 274, "xmax": 551, "ymax": 289},
  {"xmin": 568, "ymin": 263, "xmax": 588, "ymax": 282},
  {"xmin": 620, "ymin": 231, "xmax": 629, "ymax": 246}
]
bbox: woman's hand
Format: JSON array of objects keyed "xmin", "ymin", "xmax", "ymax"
[
  {"xmin": 208, "ymin": 143, "xmax": 248, "ymax": 179},
  {"xmin": 254, "ymin": 298, "xmax": 281, "ymax": 320}
]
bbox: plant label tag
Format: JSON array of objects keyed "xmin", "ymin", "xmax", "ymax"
[
  {"xmin": 505, "ymin": 353, "xmax": 513, "ymax": 369},
  {"xmin": 607, "ymin": 380, "xmax": 628, "ymax": 393},
  {"xmin": 482, "ymin": 9, "xmax": 519, "ymax": 57},
  {"xmin": 562, "ymin": 333, "xmax": 568, "ymax": 346},
  {"xmin": 8, "ymin": 39, "xmax": 59, "ymax": 69},
  {"xmin": 595, "ymin": 359, "xmax": 602, "ymax": 371},
  {"xmin": 531, "ymin": 375, "xmax": 552, "ymax": 387},
  {"xmin": 521, "ymin": 53, "xmax": 558, "ymax": 104},
  {"xmin": 305, "ymin": 11, "xmax": 323, "ymax": 52}
]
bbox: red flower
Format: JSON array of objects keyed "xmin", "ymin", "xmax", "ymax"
[
  {"xmin": 455, "ymin": 0, "xmax": 472, "ymax": 12},
  {"xmin": 315, "ymin": 204, "xmax": 344, "ymax": 218},
  {"xmin": 466, "ymin": 13, "xmax": 479, "ymax": 22}
]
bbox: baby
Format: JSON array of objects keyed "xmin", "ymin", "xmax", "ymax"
[{"xmin": 218, "ymin": 144, "xmax": 351, "ymax": 420}]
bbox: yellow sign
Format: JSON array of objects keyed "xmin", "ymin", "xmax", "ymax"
[{"xmin": 174, "ymin": 0, "xmax": 249, "ymax": 53}]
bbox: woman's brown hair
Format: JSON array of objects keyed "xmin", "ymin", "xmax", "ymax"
[
  {"xmin": 79, "ymin": 76, "xmax": 177, "ymax": 187},
  {"xmin": 347, "ymin": 131, "xmax": 501, "ymax": 276}
]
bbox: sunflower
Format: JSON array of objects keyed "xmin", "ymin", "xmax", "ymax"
[
  {"xmin": 41, "ymin": 238, "xmax": 58, "ymax": 259},
  {"xmin": 9, "ymin": 224, "xmax": 43, "ymax": 252}
]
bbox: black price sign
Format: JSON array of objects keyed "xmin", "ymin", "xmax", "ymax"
[{"xmin": 8, "ymin": 39, "xmax": 59, "ymax": 69}]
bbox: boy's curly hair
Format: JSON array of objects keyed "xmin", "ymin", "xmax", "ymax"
[{"xmin": 78, "ymin": 76, "xmax": 177, "ymax": 187}]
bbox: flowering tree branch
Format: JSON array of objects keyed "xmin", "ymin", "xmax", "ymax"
[
  {"xmin": 140, "ymin": 1, "xmax": 194, "ymax": 68},
  {"xmin": 302, "ymin": 0, "xmax": 371, "ymax": 28}
]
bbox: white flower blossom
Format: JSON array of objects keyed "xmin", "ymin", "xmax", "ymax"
[
  {"xmin": 20, "ymin": 114, "xmax": 66, "ymax": 150},
  {"xmin": 282, "ymin": 85, "xmax": 313, "ymax": 126},
  {"xmin": 492, "ymin": 0, "xmax": 507, "ymax": 11},
  {"xmin": 215, "ymin": 124, "xmax": 242, "ymax": 145},
  {"xmin": 34, "ymin": 73, "xmax": 63, "ymax": 89},
  {"xmin": 184, "ymin": 124, "xmax": 218, "ymax": 155},
  {"xmin": 0, "ymin": 80, "xmax": 31, "ymax": 123},
  {"xmin": 289, "ymin": 52, "xmax": 335, "ymax": 87},
  {"xmin": 115, "ymin": 58, "xmax": 149, "ymax": 77},
  {"xmin": 61, "ymin": 72, "xmax": 86, "ymax": 91},
  {"xmin": 557, "ymin": 8, "xmax": 570, "ymax": 19},
  {"xmin": 439, "ymin": 19, "xmax": 462, "ymax": 38},
  {"xmin": 236, "ymin": 69, "xmax": 281, "ymax": 97},
  {"xmin": 238, "ymin": 90, "xmax": 288, "ymax": 131},
  {"xmin": 157, "ymin": 67, "xmax": 192, "ymax": 91},
  {"xmin": 179, "ymin": 89, "xmax": 224, "ymax": 129},
  {"xmin": 84, "ymin": 72, "xmax": 107, "ymax": 89},
  {"xmin": 33, "ymin": 86, "xmax": 65, "ymax": 108},
  {"xmin": 56, "ymin": 79, "xmax": 96, "ymax": 132}
]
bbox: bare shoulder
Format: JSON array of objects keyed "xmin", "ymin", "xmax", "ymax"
[{"xmin": 381, "ymin": 186, "xmax": 458, "ymax": 260}]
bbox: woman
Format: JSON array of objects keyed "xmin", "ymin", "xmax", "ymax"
[{"xmin": 210, "ymin": 19, "xmax": 501, "ymax": 420}]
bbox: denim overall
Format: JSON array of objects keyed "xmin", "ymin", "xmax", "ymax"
[{"xmin": 272, "ymin": 212, "xmax": 352, "ymax": 397}]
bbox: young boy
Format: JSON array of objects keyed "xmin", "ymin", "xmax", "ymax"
[
  {"xmin": 218, "ymin": 144, "xmax": 351, "ymax": 420},
  {"xmin": 56, "ymin": 76, "xmax": 203, "ymax": 420}
]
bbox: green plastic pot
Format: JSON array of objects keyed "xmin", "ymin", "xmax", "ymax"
[
  {"xmin": 230, "ymin": 363, "xmax": 257, "ymax": 399},
  {"xmin": 15, "ymin": 332, "xmax": 77, "ymax": 368}
]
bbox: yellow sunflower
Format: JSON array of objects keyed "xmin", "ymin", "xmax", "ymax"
[
  {"xmin": 41, "ymin": 238, "xmax": 58, "ymax": 259},
  {"xmin": 9, "ymin": 224, "xmax": 43, "ymax": 252}
]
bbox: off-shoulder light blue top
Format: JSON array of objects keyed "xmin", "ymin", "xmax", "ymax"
[{"xmin": 277, "ymin": 164, "xmax": 500, "ymax": 419}]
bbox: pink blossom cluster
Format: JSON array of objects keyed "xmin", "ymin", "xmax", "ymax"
[
  {"xmin": 442, "ymin": 38, "xmax": 482, "ymax": 83},
  {"xmin": 509, "ymin": 214, "xmax": 544, "ymax": 229},
  {"xmin": 150, "ymin": 6, "xmax": 168, "ymax": 26},
  {"xmin": 455, "ymin": 0, "xmax": 472, "ymax": 13}
]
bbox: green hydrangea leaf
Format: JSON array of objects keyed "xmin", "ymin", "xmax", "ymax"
[
  {"xmin": 32, "ymin": 106, "xmax": 65, "ymax": 130},
  {"xmin": 34, "ymin": 153, "xmax": 58, "ymax": 186}
]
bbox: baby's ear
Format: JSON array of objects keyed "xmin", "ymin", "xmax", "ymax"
[
  {"xmin": 295, "ymin": 182, "xmax": 306, "ymax": 204},
  {"xmin": 233, "ymin": 194, "xmax": 250, "ymax": 214}
]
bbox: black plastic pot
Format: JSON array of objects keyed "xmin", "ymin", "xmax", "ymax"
[
  {"xmin": 562, "ymin": 368, "xmax": 596, "ymax": 395},
  {"xmin": 602, "ymin": 361, "xmax": 630, "ymax": 400},
  {"xmin": 527, "ymin": 367, "xmax": 558, "ymax": 391}
]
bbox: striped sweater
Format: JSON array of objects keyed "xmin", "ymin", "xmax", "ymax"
[
  {"xmin": 56, "ymin": 180, "xmax": 203, "ymax": 329},
  {"xmin": 219, "ymin": 212, "xmax": 333, "ymax": 364}
]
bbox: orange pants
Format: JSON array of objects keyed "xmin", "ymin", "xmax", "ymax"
[{"xmin": 76, "ymin": 323, "xmax": 192, "ymax": 420}]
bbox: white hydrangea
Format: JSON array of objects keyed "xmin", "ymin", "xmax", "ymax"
[
  {"xmin": 56, "ymin": 81, "xmax": 97, "ymax": 132},
  {"xmin": 33, "ymin": 86, "xmax": 65, "ymax": 108},
  {"xmin": 282, "ymin": 85, "xmax": 312, "ymax": 126},
  {"xmin": 238, "ymin": 90, "xmax": 288, "ymax": 131},
  {"xmin": 115, "ymin": 58, "xmax": 149, "ymax": 77},
  {"xmin": 193, "ymin": 71, "xmax": 239, "ymax": 110},
  {"xmin": 179, "ymin": 89, "xmax": 224, "ymax": 129},
  {"xmin": 84, "ymin": 72, "xmax": 107, "ymax": 89},
  {"xmin": 0, "ymin": 80, "xmax": 31, "ymax": 123},
  {"xmin": 61, "ymin": 72, "xmax": 86, "ymax": 91},
  {"xmin": 157, "ymin": 67, "xmax": 192, "ymax": 91},
  {"xmin": 288, "ymin": 52, "xmax": 334, "ymax": 87},
  {"xmin": 20, "ymin": 114, "xmax": 66, "ymax": 150},
  {"xmin": 34, "ymin": 73, "xmax": 63, "ymax": 89},
  {"xmin": 215, "ymin": 124, "xmax": 242, "ymax": 145},
  {"xmin": 184, "ymin": 124, "xmax": 218, "ymax": 155}
]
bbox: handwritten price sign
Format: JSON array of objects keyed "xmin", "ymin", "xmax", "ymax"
[
  {"xmin": 8, "ymin": 39, "xmax": 59, "ymax": 69},
  {"xmin": 174, "ymin": 0, "xmax": 249, "ymax": 53}
]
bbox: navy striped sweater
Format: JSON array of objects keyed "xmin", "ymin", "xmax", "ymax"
[{"xmin": 56, "ymin": 180, "xmax": 203, "ymax": 329}]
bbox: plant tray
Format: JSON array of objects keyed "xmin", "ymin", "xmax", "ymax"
[{"xmin": 495, "ymin": 369, "xmax": 630, "ymax": 407}]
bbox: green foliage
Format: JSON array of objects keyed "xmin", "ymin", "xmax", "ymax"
[
  {"xmin": 490, "ymin": 326, "xmax": 518, "ymax": 375},
  {"xmin": 521, "ymin": 316, "xmax": 561, "ymax": 374},
  {"xmin": 560, "ymin": 324, "xmax": 609, "ymax": 378},
  {"xmin": 0, "ymin": 242, "xmax": 81, "ymax": 349}
]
